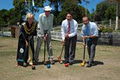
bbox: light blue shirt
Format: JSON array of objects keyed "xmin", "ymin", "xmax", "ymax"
[
  {"xmin": 61, "ymin": 19, "xmax": 78, "ymax": 40},
  {"xmin": 81, "ymin": 22, "xmax": 98, "ymax": 37},
  {"xmin": 38, "ymin": 13, "xmax": 54, "ymax": 36}
]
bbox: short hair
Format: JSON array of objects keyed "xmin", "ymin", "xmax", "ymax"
[
  {"xmin": 82, "ymin": 16, "xmax": 89, "ymax": 20},
  {"xmin": 66, "ymin": 12, "xmax": 72, "ymax": 16},
  {"xmin": 26, "ymin": 13, "xmax": 35, "ymax": 20}
]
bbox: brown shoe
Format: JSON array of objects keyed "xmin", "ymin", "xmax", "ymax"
[{"xmin": 50, "ymin": 59, "xmax": 55, "ymax": 65}]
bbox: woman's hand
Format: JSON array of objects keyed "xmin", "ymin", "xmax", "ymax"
[{"xmin": 25, "ymin": 40, "xmax": 29, "ymax": 47}]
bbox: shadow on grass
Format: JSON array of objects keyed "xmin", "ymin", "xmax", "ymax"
[
  {"xmin": 74, "ymin": 60, "xmax": 83, "ymax": 64},
  {"xmin": 33, "ymin": 60, "xmax": 104, "ymax": 67},
  {"xmin": 86, "ymin": 60, "xmax": 104, "ymax": 66},
  {"xmin": 53, "ymin": 59, "xmax": 83, "ymax": 64},
  {"xmin": 93, "ymin": 61, "xmax": 104, "ymax": 66},
  {"xmin": 74, "ymin": 60, "xmax": 104, "ymax": 66}
]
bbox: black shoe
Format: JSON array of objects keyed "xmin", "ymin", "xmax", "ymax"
[
  {"xmin": 86, "ymin": 61, "xmax": 89, "ymax": 64},
  {"xmin": 69, "ymin": 62, "xmax": 74, "ymax": 65},
  {"xmin": 86, "ymin": 64, "xmax": 92, "ymax": 68},
  {"xmin": 33, "ymin": 61, "xmax": 38, "ymax": 65},
  {"xmin": 32, "ymin": 65, "xmax": 36, "ymax": 70},
  {"xmin": 91, "ymin": 61, "xmax": 96, "ymax": 66}
]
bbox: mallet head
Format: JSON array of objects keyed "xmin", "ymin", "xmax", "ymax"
[
  {"xmin": 81, "ymin": 62, "xmax": 85, "ymax": 66},
  {"xmin": 81, "ymin": 61, "xmax": 85, "ymax": 67}
]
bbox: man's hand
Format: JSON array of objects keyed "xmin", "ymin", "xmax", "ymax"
[
  {"xmin": 44, "ymin": 34, "xmax": 48, "ymax": 42},
  {"xmin": 82, "ymin": 42, "xmax": 85, "ymax": 46},
  {"xmin": 83, "ymin": 36, "xmax": 89, "ymax": 40},
  {"xmin": 65, "ymin": 34, "xmax": 69, "ymax": 39},
  {"xmin": 62, "ymin": 40, "xmax": 65, "ymax": 46}
]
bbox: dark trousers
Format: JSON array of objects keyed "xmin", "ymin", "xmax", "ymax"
[
  {"xmin": 64, "ymin": 35, "xmax": 77, "ymax": 63},
  {"xmin": 24, "ymin": 37, "xmax": 35, "ymax": 63},
  {"xmin": 87, "ymin": 38, "xmax": 98, "ymax": 64}
]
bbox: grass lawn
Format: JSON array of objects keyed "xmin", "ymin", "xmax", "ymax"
[{"xmin": 0, "ymin": 37, "xmax": 120, "ymax": 80}]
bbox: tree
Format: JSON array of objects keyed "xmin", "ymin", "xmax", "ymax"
[
  {"xmin": 49, "ymin": 0, "xmax": 82, "ymax": 16},
  {"xmin": 12, "ymin": 0, "xmax": 44, "ymax": 24},
  {"xmin": 57, "ymin": 0, "xmax": 87, "ymax": 24},
  {"xmin": 92, "ymin": 0, "xmax": 120, "ymax": 30},
  {"xmin": 94, "ymin": 0, "xmax": 120, "ymax": 21},
  {"xmin": 0, "ymin": 18, "xmax": 7, "ymax": 28},
  {"xmin": 92, "ymin": 1, "xmax": 116, "ymax": 21},
  {"xmin": 95, "ymin": 1, "xmax": 110, "ymax": 21},
  {"xmin": 49, "ymin": 0, "xmax": 82, "ymax": 26},
  {"xmin": 0, "ymin": 9, "xmax": 9, "ymax": 27},
  {"xmin": 105, "ymin": 6, "xmax": 116, "ymax": 20}
]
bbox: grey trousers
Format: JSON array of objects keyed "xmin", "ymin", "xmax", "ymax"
[
  {"xmin": 64, "ymin": 35, "xmax": 77, "ymax": 63},
  {"xmin": 34, "ymin": 37, "xmax": 42, "ymax": 62},
  {"xmin": 34, "ymin": 33, "xmax": 53, "ymax": 61},
  {"xmin": 87, "ymin": 38, "xmax": 98, "ymax": 64}
]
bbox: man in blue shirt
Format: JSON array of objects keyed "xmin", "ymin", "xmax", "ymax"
[
  {"xmin": 81, "ymin": 16, "xmax": 98, "ymax": 67},
  {"xmin": 61, "ymin": 13, "xmax": 78, "ymax": 65}
]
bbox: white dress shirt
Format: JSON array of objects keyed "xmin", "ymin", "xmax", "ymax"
[{"xmin": 61, "ymin": 19, "xmax": 78, "ymax": 40}]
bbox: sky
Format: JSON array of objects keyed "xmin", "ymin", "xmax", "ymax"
[{"xmin": 0, "ymin": 0, "xmax": 104, "ymax": 21}]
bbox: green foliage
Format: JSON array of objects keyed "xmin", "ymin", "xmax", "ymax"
[
  {"xmin": 0, "ymin": 0, "xmax": 45, "ymax": 26},
  {"xmin": 57, "ymin": 0, "xmax": 87, "ymax": 25},
  {"xmin": 95, "ymin": 1, "xmax": 110, "ymax": 21},
  {"xmin": 105, "ymin": 6, "xmax": 116, "ymax": 20},
  {"xmin": 57, "ymin": 10, "xmax": 67, "ymax": 24},
  {"xmin": 102, "ymin": 27, "xmax": 114, "ymax": 33},
  {"xmin": 0, "ymin": 18, "xmax": 7, "ymax": 27},
  {"xmin": 114, "ymin": 30, "xmax": 120, "ymax": 32},
  {"xmin": 12, "ymin": 0, "xmax": 44, "ymax": 24},
  {"xmin": 0, "ymin": 9, "xmax": 9, "ymax": 27},
  {"xmin": 49, "ymin": 0, "xmax": 82, "ymax": 25},
  {"xmin": 91, "ymin": 1, "xmax": 120, "ymax": 21},
  {"xmin": 49, "ymin": 0, "xmax": 81, "ymax": 16},
  {"xmin": 98, "ymin": 25, "xmax": 114, "ymax": 33}
]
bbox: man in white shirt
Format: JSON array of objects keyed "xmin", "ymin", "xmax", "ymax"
[{"xmin": 61, "ymin": 13, "xmax": 78, "ymax": 65}]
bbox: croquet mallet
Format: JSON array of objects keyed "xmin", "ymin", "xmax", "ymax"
[
  {"xmin": 43, "ymin": 34, "xmax": 47, "ymax": 65},
  {"xmin": 81, "ymin": 40, "xmax": 86, "ymax": 67},
  {"xmin": 57, "ymin": 45, "xmax": 64, "ymax": 64}
]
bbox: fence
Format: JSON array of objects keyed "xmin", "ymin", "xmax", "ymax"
[
  {"xmin": 96, "ymin": 20, "xmax": 117, "ymax": 29},
  {"xmin": 51, "ymin": 31, "xmax": 120, "ymax": 46}
]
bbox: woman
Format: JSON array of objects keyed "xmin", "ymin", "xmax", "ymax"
[{"xmin": 17, "ymin": 13, "xmax": 37, "ymax": 70}]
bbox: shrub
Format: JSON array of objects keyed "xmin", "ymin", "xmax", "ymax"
[{"xmin": 98, "ymin": 25, "xmax": 114, "ymax": 33}]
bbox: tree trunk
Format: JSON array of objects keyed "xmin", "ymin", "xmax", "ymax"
[{"xmin": 115, "ymin": 0, "xmax": 119, "ymax": 30}]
